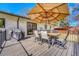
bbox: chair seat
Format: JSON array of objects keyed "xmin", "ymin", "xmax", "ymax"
[{"xmin": 53, "ymin": 38, "xmax": 67, "ymax": 48}]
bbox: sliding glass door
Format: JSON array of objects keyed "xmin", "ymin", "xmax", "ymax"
[{"xmin": 27, "ymin": 22, "xmax": 37, "ymax": 35}]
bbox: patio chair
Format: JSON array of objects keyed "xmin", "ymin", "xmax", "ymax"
[
  {"xmin": 40, "ymin": 31, "xmax": 52, "ymax": 48},
  {"xmin": 53, "ymin": 30, "xmax": 70, "ymax": 48},
  {"xmin": 33, "ymin": 30, "xmax": 40, "ymax": 42}
]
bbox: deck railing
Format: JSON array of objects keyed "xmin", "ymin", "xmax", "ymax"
[{"xmin": 57, "ymin": 30, "xmax": 79, "ymax": 42}]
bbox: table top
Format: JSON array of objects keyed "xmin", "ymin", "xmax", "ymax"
[
  {"xmin": 38, "ymin": 31, "xmax": 60, "ymax": 37},
  {"xmin": 47, "ymin": 33, "xmax": 60, "ymax": 36}
]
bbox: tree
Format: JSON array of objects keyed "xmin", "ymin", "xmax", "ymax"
[{"xmin": 59, "ymin": 19, "xmax": 69, "ymax": 28}]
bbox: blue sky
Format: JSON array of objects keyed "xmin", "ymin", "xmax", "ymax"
[
  {"xmin": 0, "ymin": 3, "xmax": 36, "ymax": 16},
  {"xmin": 0, "ymin": 3, "xmax": 79, "ymax": 27},
  {"xmin": 68, "ymin": 3, "xmax": 79, "ymax": 26}
]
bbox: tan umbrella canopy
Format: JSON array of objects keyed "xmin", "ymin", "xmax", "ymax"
[{"xmin": 28, "ymin": 3, "xmax": 69, "ymax": 24}]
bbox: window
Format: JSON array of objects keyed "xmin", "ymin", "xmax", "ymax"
[
  {"xmin": 0, "ymin": 18, "xmax": 5, "ymax": 28},
  {"xmin": 27, "ymin": 22, "xmax": 37, "ymax": 35}
]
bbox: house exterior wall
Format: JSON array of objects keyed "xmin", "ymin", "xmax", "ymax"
[
  {"xmin": 37, "ymin": 23, "xmax": 51, "ymax": 30},
  {"xmin": 0, "ymin": 13, "xmax": 18, "ymax": 29},
  {"xmin": 0, "ymin": 13, "xmax": 28, "ymax": 40},
  {"xmin": 0, "ymin": 12, "xmax": 78, "ymax": 42},
  {"xmin": 37, "ymin": 23, "xmax": 45, "ymax": 30},
  {"xmin": 19, "ymin": 18, "xmax": 27, "ymax": 37},
  {"xmin": 0, "ymin": 13, "xmax": 18, "ymax": 40}
]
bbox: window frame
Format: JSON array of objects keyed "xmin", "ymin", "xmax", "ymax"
[{"xmin": 0, "ymin": 18, "xmax": 5, "ymax": 28}]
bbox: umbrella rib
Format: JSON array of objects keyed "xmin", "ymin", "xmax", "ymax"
[
  {"xmin": 28, "ymin": 3, "xmax": 69, "ymax": 15},
  {"xmin": 51, "ymin": 13, "xmax": 60, "ymax": 21},
  {"xmin": 32, "ymin": 15, "xmax": 41, "ymax": 20},
  {"xmin": 37, "ymin": 3, "xmax": 48, "ymax": 19},
  {"xmin": 32, "ymin": 14, "xmax": 45, "ymax": 23},
  {"xmin": 47, "ymin": 8, "xmax": 60, "ymax": 21},
  {"xmin": 37, "ymin": 3, "xmax": 47, "ymax": 12},
  {"xmin": 28, "ymin": 3, "xmax": 69, "ymax": 24},
  {"xmin": 28, "ymin": 11, "xmax": 69, "ymax": 15},
  {"xmin": 48, "ymin": 3, "xmax": 65, "ymax": 12},
  {"xmin": 52, "ymin": 8, "xmax": 60, "ymax": 21},
  {"xmin": 52, "ymin": 12, "xmax": 69, "ymax": 15}
]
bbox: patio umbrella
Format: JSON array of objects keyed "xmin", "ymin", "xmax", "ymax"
[{"xmin": 28, "ymin": 3, "xmax": 69, "ymax": 29}]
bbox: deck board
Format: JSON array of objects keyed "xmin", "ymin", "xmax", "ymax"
[
  {"xmin": 40, "ymin": 45, "xmax": 56, "ymax": 56},
  {"xmin": 61, "ymin": 42, "xmax": 70, "ymax": 56},
  {"xmin": 43, "ymin": 45, "xmax": 57, "ymax": 56},
  {"xmin": 37, "ymin": 44, "xmax": 48, "ymax": 56},
  {"xmin": 33, "ymin": 44, "xmax": 48, "ymax": 56},
  {"xmin": 56, "ymin": 45, "xmax": 68, "ymax": 56},
  {"xmin": 51, "ymin": 45, "xmax": 60, "ymax": 56},
  {"xmin": 38, "ymin": 44, "xmax": 52, "ymax": 56},
  {"xmin": 66, "ymin": 42, "xmax": 74, "ymax": 56},
  {"xmin": 0, "ymin": 36, "xmax": 79, "ymax": 56},
  {"xmin": 74, "ymin": 43, "xmax": 79, "ymax": 56},
  {"xmin": 76, "ymin": 43, "xmax": 79, "ymax": 56}
]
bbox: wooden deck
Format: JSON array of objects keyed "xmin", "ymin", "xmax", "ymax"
[{"xmin": 0, "ymin": 36, "xmax": 79, "ymax": 56}]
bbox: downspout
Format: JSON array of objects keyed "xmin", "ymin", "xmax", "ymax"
[{"xmin": 17, "ymin": 17, "xmax": 19, "ymax": 29}]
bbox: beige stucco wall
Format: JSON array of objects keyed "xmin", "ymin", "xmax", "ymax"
[
  {"xmin": 0, "ymin": 13, "xmax": 18, "ymax": 29},
  {"xmin": 19, "ymin": 18, "xmax": 27, "ymax": 37},
  {"xmin": 37, "ymin": 23, "xmax": 45, "ymax": 30},
  {"xmin": 37, "ymin": 23, "xmax": 52, "ymax": 30},
  {"xmin": 0, "ymin": 13, "xmax": 18, "ymax": 40},
  {"xmin": 0, "ymin": 13, "xmax": 29, "ymax": 40}
]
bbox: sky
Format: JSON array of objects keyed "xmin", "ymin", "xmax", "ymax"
[
  {"xmin": 0, "ymin": 3, "xmax": 36, "ymax": 16},
  {"xmin": 0, "ymin": 3, "xmax": 79, "ymax": 27},
  {"xmin": 68, "ymin": 3, "xmax": 79, "ymax": 26}
]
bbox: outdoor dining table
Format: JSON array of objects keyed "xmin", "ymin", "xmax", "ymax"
[
  {"xmin": 38, "ymin": 31, "xmax": 60, "ymax": 39},
  {"xmin": 47, "ymin": 33, "xmax": 60, "ymax": 37},
  {"xmin": 38, "ymin": 31, "xmax": 61, "ymax": 42},
  {"xmin": 47, "ymin": 32, "xmax": 61, "ymax": 43},
  {"xmin": 48, "ymin": 32, "xmax": 61, "ymax": 46},
  {"xmin": 38, "ymin": 31, "xmax": 61, "ymax": 48}
]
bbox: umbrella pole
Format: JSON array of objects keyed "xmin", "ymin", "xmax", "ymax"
[{"xmin": 45, "ymin": 24, "xmax": 47, "ymax": 30}]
